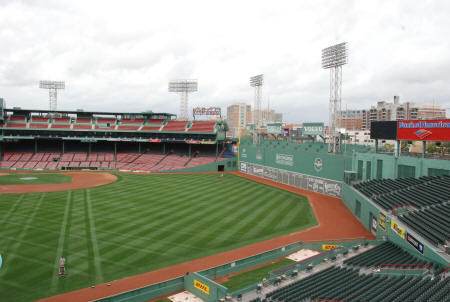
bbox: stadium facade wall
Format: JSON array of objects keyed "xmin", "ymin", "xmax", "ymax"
[
  {"xmin": 342, "ymin": 184, "xmax": 448, "ymax": 266},
  {"xmin": 353, "ymin": 152, "xmax": 450, "ymax": 180}
]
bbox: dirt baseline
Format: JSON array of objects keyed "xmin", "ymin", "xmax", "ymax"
[
  {"xmin": 38, "ymin": 171, "xmax": 374, "ymax": 302},
  {"xmin": 0, "ymin": 172, "xmax": 117, "ymax": 193}
]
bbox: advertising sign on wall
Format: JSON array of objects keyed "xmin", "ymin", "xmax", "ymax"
[
  {"xmin": 391, "ymin": 220, "xmax": 405, "ymax": 239},
  {"xmin": 267, "ymin": 123, "xmax": 283, "ymax": 134},
  {"xmin": 397, "ymin": 119, "xmax": 450, "ymax": 141},
  {"xmin": 275, "ymin": 153, "xmax": 294, "ymax": 166},
  {"xmin": 378, "ymin": 212, "xmax": 387, "ymax": 231},
  {"xmin": 322, "ymin": 244, "xmax": 343, "ymax": 250},
  {"xmin": 194, "ymin": 280, "xmax": 210, "ymax": 295},
  {"xmin": 240, "ymin": 162, "xmax": 342, "ymax": 198},
  {"xmin": 303, "ymin": 122, "xmax": 325, "ymax": 136},
  {"xmin": 406, "ymin": 233, "xmax": 424, "ymax": 254}
]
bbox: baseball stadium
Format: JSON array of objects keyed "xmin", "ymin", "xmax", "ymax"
[{"xmin": 0, "ymin": 100, "xmax": 449, "ymax": 302}]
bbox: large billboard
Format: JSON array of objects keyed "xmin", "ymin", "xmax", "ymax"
[
  {"xmin": 370, "ymin": 121, "xmax": 397, "ymax": 140},
  {"xmin": 303, "ymin": 123, "xmax": 324, "ymax": 136},
  {"xmin": 397, "ymin": 119, "xmax": 450, "ymax": 141}
]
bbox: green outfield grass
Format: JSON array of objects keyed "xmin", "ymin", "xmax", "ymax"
[
  {"xmin": 0, "ymin": 173, "xmax": 317, "ymax": 302},
  {"xmin": 0, "ymin": 173, "xmax": 72, "ymax": 185}
]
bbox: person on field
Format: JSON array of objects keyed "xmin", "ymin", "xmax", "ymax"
[{"xmin": 59, "ymin": 256, "xmax": 66, "ymax": 276}]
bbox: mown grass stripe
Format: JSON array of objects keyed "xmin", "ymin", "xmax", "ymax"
[
  {"xmin": 85, "ymin": 189, "xmax": 104, "ymax": 284},
  {"xmin": 50, "ymin": 191, "xmax": 72, "ymax": 293},
  {"xmin": 0, "ymin": 193, "xmax": 45, "ymax": 276}
]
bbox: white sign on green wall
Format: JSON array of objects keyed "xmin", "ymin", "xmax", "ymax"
[
  {"xmin": 303, "ymin": 122, "xmax": 324, "ymax": 136},
  {"xmin": 267, "ymin": 123, "xmax": 283, "ymax": 134}
]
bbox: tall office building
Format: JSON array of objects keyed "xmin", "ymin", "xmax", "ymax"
[{"xmin": 226, "ymin": 103, "xmax": 252, "ymax": 137}]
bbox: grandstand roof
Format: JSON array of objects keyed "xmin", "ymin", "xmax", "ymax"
[{"xmin": 3, "ymin": 108, "xmax": 176, "ymax": 117}]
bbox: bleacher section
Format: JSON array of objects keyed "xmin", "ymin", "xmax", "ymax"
[
  {"xmin": 188, "ymin": 121, "xmax": 216, "ymax": 132},
  {"xmin": 353, "ymin": 176, "xmax": 450, "ymax": 247},
  {"xmin": 162, "ymin": 121, "xmax": 187, "ymax": 132},
  {"xmin": 1, "ymin": 114, "xmax": 220, "ymax": 133},
  {"xmin": 258, "ymin": 267, "xmax": 449, "ymax": 302},
  {"xmin": 120, "ymin": 118, "xmax": 144, "ymax": 124},
  {"xmin": 398, "ymin": 204, "xmax": 450, "ymax": 247},
  {"xmin": 354, "ymin": 176, "xmax": 450, "ymax": 210},
  {"xmin": 0, "ymin": 151, "xmax": 223, "ymax": 172},
  {"xmin": 251, "ymin": 242, "xmax": 448, "ymax": 302},
  {"xmin": 344, "ymin": 242, "xmax": 444, "ymax": 275}
]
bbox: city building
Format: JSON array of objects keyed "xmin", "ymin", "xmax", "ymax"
[
  {"xmin": 253, "ymin": 108, "xmax": 283, "ymax": 124},
  {"xmin": 226, "ymin": 103, "xmax": 252, "ymax": 137},
  {"xmin": 339, "ymin": 96, "xmax": 446, "ymax": 131}
]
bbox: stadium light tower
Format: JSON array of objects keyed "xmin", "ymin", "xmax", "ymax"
[
  {"xmin": 250, "ymin": 74, "xmax": 264, "ymax": 145},
  {"xmin": 39, "ymin": 80, "xmax": 65, "ymax": 111},
  {"xmin": 322, "ymin": 42, "xmax": 348, "ymax": 153},
  {"xmin": 168, "ymin": 79, "xmax": 198, "ymax": 120}
]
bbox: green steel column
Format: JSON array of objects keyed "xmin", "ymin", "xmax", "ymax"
[
  {"xmin": 34, "ymin": 139, "xmax": 38, "ymax": 153},
  {"xmin": 216, "ymin": 142, "xmax": 218, "ymax": 157},
  {"xmin": 62, "ymin": 141, "xmax": 65, "ymax": 154},
  {"xmin": 163, "ymin": 143, "xmax": 165, "ymax": 154},
  {"xmin": 139, "ymin": 142, "xmax": 141, "ymax": 153},
  {"xmin": 396, "ymin": 140, "xmax": 400, "ymax": 158},
  {"xmin": 422, "ymin": 141, "xmax": 426, "ymax": 158},
  {"xmin": 188, "ymin": 144, "xmax": 191, "ymax": 156},
  {"xmin": 114, "ymin": 142, "xmax": 117, "ymax": 160},
  {"xmin": 375, "ymin": 139, "xmax": 378, "ymax": 153},
  {"xmin": 89, "ymin": 142, "xmax": 91, "ymax": 154}
]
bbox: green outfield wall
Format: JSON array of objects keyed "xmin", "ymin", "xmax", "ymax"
[
  {"xmin": 342, "ymin": 184, "xmax": 448, "ymax": 266},
  {"xmin": 184, "ymin": 273, "xmax": 227, "ymax": 302},
  {"xmin": 238, "ymin": 139, "xmax": 354, "ymax": 197}
]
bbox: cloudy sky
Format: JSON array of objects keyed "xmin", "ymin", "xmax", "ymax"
[{"xmin": 0, "ymin": 0, "xmax": 449, "ymax": 123}]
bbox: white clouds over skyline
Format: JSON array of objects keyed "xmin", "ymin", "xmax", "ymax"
[{"xmin": 0, "ymin": 0, "xmax": 449, "ymax": 122}]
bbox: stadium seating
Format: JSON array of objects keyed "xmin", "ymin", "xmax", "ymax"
[
  {"xmin": 117, "ymin": 125, "xmax": 140, "ymax": 131},
  {"xmin": 95, "ymin": 125, "xmax": 116, "ymax": 130},
  {"xmin": 161, "ymin": 121, "xmax": 188, "ymax": 132},
  {"xmin": 120, "ymin": 118, "xmax": 144, "ymax": 124},
  {"xmin": 51, "ymin": 124, "xmax": 71, "ymax": 129},
  {"xmin": 187, "ymin": 121, "xmax": 216, "ymax": 132},
  {"xmin": 6, "ymin": 123, "xmax": 27, "ymax": 128},
  {"xmin": 253, "ymin": 242, "xmax": 448, "ymax": 302},
  {"xmin": 185, "ymin": 156, "xmax": 216, "ymax": 168},
  {"xmin": 53, "ymin": 117, "xmax": 71, "ymax": 123},
  {"xmin": 140, "ymin": 126, "xmax": 161, "ymax": 131},
  {"xmin": 354, "ymin": 176, "xmax": 450, "ymax": 247},
  {"xmin": 73, "ymin": 124, "xmax": 92, "ymax": 130},
  {"xmin": 259, "ymin": 267, "xmax": 449, "ymax": 302},
  {"xmin": 8, "ymin": 115, "xmax": 26, "ymax": 121},
  {"xmin": 0, "ymin": 149, "xmax": 218, "ymax": 171},
  {"xmin": 96, "ymin": 118, "xmax": 117, "ymax": 124},
  {"xmin": 398, "ymin": 203, "xmax": 450, "ymax": 246},
  {"xmin": 30, "ymin": 124, "xmax": 49, "ymax": 128},
  {"xmin": 31, "ymin": 116, "xmax": 49, "ymax": 122},
  {"xmin": 145, "ymin": 119, "xmax": 165, "ymax": 125},
  {"xmin": 76, "ymin": 117, "xmax": 92, "ymax": 124}
]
